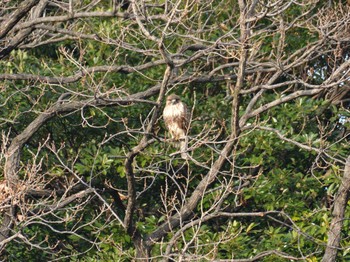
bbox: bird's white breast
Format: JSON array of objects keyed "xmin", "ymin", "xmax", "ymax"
[{"xmin": 163, "ymin": 103, "xmax": 184, "ymax": 118}]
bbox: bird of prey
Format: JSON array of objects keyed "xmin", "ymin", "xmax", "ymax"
[{"xmin": 163, "ymin": 94, "xmax": 189, "ymax": 159}]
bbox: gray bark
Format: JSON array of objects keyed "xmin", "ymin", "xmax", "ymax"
[{"xmin": 322, "ymin": 156, "xmax": 350, "ymax": 261}]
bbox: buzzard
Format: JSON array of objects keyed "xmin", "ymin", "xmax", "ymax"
[{"xmin": 163, "ymin": 94, "xmax": 189, "ymax": 159}]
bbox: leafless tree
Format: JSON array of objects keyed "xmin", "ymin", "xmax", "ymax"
[{"xmin": 0, "ymin": 0, "xmax": 349, "ymax": 261}]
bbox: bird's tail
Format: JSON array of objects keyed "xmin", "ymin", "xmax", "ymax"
[{"xmin": 180, "ymin": 136, "xmax": 189, "ymax": 160}]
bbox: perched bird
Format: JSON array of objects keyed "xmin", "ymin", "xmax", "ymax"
[{"xmin": 163, "ymin": 94, "xmax": 189, "ymax": 159}]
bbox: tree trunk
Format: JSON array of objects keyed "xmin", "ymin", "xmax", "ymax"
[
  {"xmin": 322, "ymin": 156, "xmax": 350, "ymax": 261},
  {"xmin": 132, "ymin": 231, "xmax": 151, "ymax": 261},
  {"xmin": 0, "ymin": 206, "xmax": 16, "ymax": 248},
  {"xmin": 0, "ymin": 145, "xmax": 21, "ymax": 244}
]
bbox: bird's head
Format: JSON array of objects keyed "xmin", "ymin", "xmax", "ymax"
[{"xmin": 166, "ymin": 94, "xmax": 181, "ymax": 105}]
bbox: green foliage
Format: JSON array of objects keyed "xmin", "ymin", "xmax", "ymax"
[{"xmin": 1, "ymin": 0, "xmax": 350, "ymax": 261}]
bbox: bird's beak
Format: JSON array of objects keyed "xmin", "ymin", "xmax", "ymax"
[{"xmin": 171, "ymin": 99, "xmax": 176, "ymax": 104}]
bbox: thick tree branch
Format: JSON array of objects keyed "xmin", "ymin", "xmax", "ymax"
[
  {"xmin": 29, "ymin": 188, "xmax": 94, "ymax": 215},
  {"xmin": 241, "ymin": 89, "xmax": 321, "ymax": 126},
  {"xmin": 0, "ymin": 60, "xmax": 165, "ymax": 84},
  {"xmin": 0, "ymin": 0, "xmax": 40, "ymax": 39},
  {"xmin": 0, "ymin": 0, "xmax": 48, "ymax": 59},
  {"xmin": 322, "ymin": 156, "xmax": 350, "ymax": 262}
]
